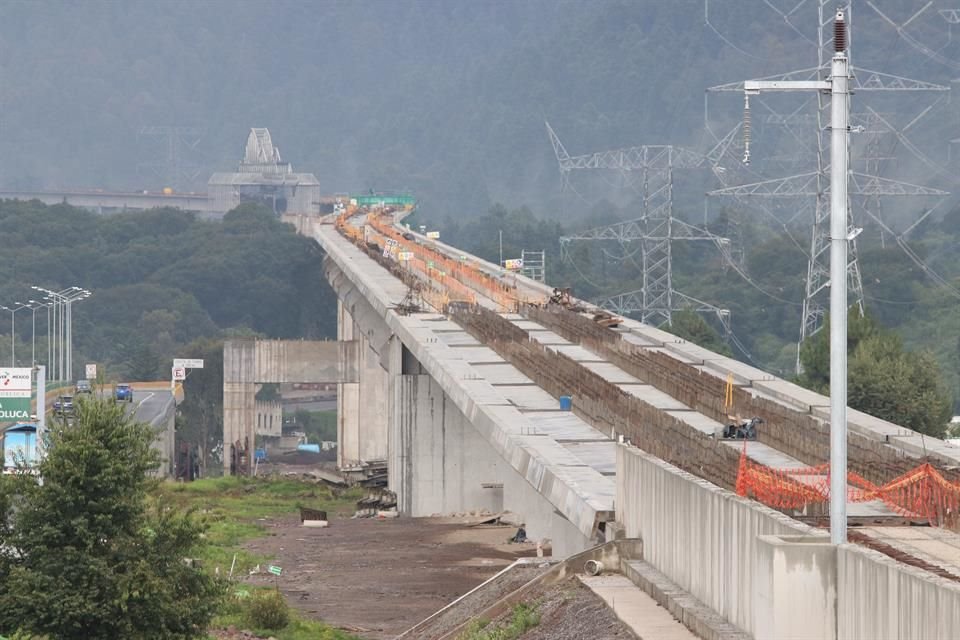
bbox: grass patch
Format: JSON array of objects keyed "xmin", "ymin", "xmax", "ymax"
[
  {"xmin": 155, "ymin": 476, "xmax": 364, "ymax": 638},
  {"xmin": 457, "ymin": 602, "xmax": 541, "ymax": 640},
  {"xmin": 214, "ymin": 587, "xmax": 359, "ymax": 640}
]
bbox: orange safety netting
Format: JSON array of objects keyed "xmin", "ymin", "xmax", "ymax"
[
  {"xmin": 736, "ymin": 447, "xmax": 960, "ymax": 525},
  {"xmin": 364, "ymin": 213, "xmax": 536, "ymax": 311}
]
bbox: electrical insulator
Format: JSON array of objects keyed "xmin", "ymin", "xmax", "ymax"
[
  {"xmin": 742, "ymin": 94, "xmax": 752, "ymax": 166},
  {"xmin": 835, "ymin": 10, "xmax": 846, "ymax": 52}
]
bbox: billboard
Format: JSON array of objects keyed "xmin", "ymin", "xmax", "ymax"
[{"xmin": 0, "ymin": 368, "xmax": 32, "ymax": 394}]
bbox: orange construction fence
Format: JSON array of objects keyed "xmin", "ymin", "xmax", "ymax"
[{"xmin": 736, "ymin": 446, "xmax": 960, "ymax": 526}]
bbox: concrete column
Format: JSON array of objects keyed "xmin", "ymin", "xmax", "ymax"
[
  {"xmin": 753, "ymin": 535, "xmax": 837, "ymax": 640},
  {"xmin": 223, "ymin": 339, "xmax": 256, "ymax": 476},
  {"xmin": 357, "ymin": 331, "xmax": 389, "ymax": 463},
  {"xmin": 386, "ymin": 336, "xmax": 403, "ymax": 495},
  {"xmin": 393, "ymin": 372, "xmax": 503, "ymax": 517},
  {"xmin": 337, "ymin": 300, "xmax": 361, "ymax": 469}
]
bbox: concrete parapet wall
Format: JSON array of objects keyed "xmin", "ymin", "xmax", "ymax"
[
  {"xmin": 616, "ymin": 443, "xmax": 821, "ymax": 635},
  {"xmin": 837, "ymin": 543, "xmax": 960, "ymax": 640}
]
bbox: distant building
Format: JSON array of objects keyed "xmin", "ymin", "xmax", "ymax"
[{"xmin": 208, "ymin": 128, "xmax": 321, "ymax": 215}]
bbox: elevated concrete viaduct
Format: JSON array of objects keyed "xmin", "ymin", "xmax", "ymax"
[{"xmin": 230, "ymin": 211, "xmax": 960, "ymax": 637}]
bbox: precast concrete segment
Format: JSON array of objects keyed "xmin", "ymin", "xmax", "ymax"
[
  {"xmin": 752, "ymin": 535, "xmax": 837, "ymax": 640},
  {"xmin": 312, "ymin": 222, "xmax": 614, "ymax": 541}
]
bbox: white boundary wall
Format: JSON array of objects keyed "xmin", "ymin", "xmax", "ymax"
[
  {"xmin": 838, "ymin": 544, "xmax": 960, "ymax": 639},
  {"xmin": 617, "ymin": 444, "xmax": 824, "ymax": 635},
  {"xmin": 618, "ymin": 443, "xmax": 960, "ymax": 639}
]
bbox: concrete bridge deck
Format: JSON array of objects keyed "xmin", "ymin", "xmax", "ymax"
[
  {"xmin": 284, "ymin": 210, "xmax": 960, "ymax": 637},
  {"xmin": 308, "ymin": 212, "xmax": 936, "ymax": 549}
]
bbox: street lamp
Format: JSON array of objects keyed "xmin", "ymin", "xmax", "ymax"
[
  {"xmin": 25, "ymin": 300, "xmax": 47, "ymax": 366},
  {"xmin": 32, "ymin": 285, "xmax": 91, "ymax": 381},
  {"xmin": 0, "ymin": 302, "xmax": 30, "ymax": 366}
]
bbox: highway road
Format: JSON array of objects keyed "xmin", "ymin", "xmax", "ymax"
[{"xmin": 127, "ymin": 388, "xmax": 175, "ymax": 427}]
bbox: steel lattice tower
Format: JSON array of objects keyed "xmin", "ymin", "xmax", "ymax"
[
  {"xmin": 548, "ymin": 123, "xmax": 731, "ymax": 329},
  {"xmin": 705, "ymin": 1, "xmax": 949, "ymax": 371}
]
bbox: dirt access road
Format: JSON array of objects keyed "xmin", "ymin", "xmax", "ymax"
[{"xmin": 243, "ymin": 515, "xmax": 537, "ymax": 638}]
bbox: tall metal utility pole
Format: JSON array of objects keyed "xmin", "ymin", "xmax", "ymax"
[
  {"xmin": 548, "ymin": 124, "xmax": 731, "ymax": 327},
  {"xmin": 739, "ymin": 9, "xmax": 851, "ymax": 545},
  {"xmin": 707, "ymin": 1, "xmax": 949, "ymax": 372}
]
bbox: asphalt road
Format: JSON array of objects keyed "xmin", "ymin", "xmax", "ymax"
[{"xmin": 127, "ymin": 389, "xmax": 174, "ymax": 427}]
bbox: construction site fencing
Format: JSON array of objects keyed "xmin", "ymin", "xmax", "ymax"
[{"xmin": 736, "ymin": 449, "xmax": 960, "ymax": 527}]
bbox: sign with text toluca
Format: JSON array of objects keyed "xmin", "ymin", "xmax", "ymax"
[{"xmin": 0, "ymin": 397, "xmax": 31, "ymax": 422}]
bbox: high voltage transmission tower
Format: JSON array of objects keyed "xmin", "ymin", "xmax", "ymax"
[
  {"xmin": 705, "ymin": 0, "xmax": 950, "ymax": 372},
  {"xmin": 137, "ymin": 126, "xmax": 206, "ymax": 190},
  {"xmin": 547, "ymin": 122, "xmax": 734, "ymax": 333}
]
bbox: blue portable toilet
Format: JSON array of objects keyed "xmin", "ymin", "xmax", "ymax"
[{"xmin": 559, "ymin": 395, "xmax": 572, "ymax": 411}]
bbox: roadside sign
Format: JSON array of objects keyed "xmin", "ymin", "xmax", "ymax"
[
  {"xmin": 173, "ymin": 358, "xmax": 204, "ymax": 369},
  {"xmin": 504, "ymin": 258, "xmax": 524, "ymax": 270},
  {"xmin": 85, "ymin": 363, "xmax": 97, "ymax": 379},
  {"xmin": 426, "ymin": 231, "xmax": 440, "ymax": 239},
  {"xmin": 0, "ymin": 397, "xmax": 31, "ymax": 422},
  {"xmin": 0, "ymin": 368, "xmax": 32, "ymax": 393},
  {"xmin": 268, "ymin": 565, "xmax": 283, "ymax": 576},
  {"xmin": 172, "ymin": 367, "xmax": 186, "ymax": 381}
]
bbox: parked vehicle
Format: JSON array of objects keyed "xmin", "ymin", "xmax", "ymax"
[
  {"xmin": 115, "ymin": 383, "xmax": 133, "ymax": 402},
  {"xmin": 53, "ymin": 395, "xmax": 75, "ymax": 415}
]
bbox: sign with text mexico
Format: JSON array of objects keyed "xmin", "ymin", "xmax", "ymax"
[{"xmin": 0, "ymin": 368, "xmax": 32, "ymax": 423}]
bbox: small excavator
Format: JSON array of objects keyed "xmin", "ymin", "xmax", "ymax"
[{"xmin": 722, "ymin": 415, "xmax": 762, "ymax": 440}]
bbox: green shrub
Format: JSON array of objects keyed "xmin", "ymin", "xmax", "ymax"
[{"xmin": 245, "ymin": 590, "xmax": 291, "ymax": 630}]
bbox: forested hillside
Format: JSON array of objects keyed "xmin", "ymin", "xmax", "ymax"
[{"xmin": 0, "ymin": 201, "xmax": 336, "ymax": 379}]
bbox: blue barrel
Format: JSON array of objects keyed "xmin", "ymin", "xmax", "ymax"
[{"xmin": 559, "ymin": 395, "xmax": 572, "ymax": 411}]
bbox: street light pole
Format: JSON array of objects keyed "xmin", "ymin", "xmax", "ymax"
[
  {"xmin": 0, "ymin": 303, "xmax": 29, "ymax": 366},
  {"xmin": 26, "ymin": 300, "xmax": 44, "ymax": 366},
  {"xmin": 741, "ymin": 10, "xmax": 852, "ymax": 544}
]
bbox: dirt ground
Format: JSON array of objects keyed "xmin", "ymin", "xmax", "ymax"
[{"xmin": 242, "ymin": 514, "xmax": 538, "ymax": 638}]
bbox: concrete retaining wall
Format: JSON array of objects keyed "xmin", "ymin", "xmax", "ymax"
[
  {"xmin": 616, "ymin": 443, "xmax": 821, "ymax": 635},
  {"xmin": 837, "ymin": 543, "xmax": 960, "ymax": 640}
]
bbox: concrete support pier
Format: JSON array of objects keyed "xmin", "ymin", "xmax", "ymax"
[{"xmin": 223, "ymin": 338, "xmax": 359, "ymax": 475}]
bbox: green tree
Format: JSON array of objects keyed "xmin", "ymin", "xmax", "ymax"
[
  {"xmin": 176, "ymin": 338, "xmax": 225, "ymax": 475},
  {"xmin": 0, "ymin": 399, "xmax": 224, "ymax": 639},
  {"xmin": 848, "ymin": 333, "xmax": 953, "ymax": 438},
  {"xmin": 797, "ymin": 308, "xmax": 878, "ymax": 393},
  {"xmin": 797, "ymin": 310, "xmax": 953, "ymax": 437}
]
